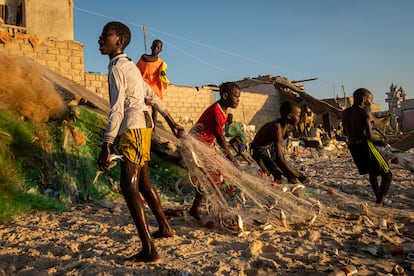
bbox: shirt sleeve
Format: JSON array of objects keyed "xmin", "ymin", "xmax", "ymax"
[
  {"xmin": 144, "ymin": 81, "xmax": 168, "ymax": 116},
  {"xmin": 104, "ymin": 65, "xmax": 125, "ymax": 144}
]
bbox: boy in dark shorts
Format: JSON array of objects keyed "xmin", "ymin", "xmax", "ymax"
[
  {"xmin": 250, "ymin": 101, "xmax": 309, "ymax": 184},
  {"xmin": 188, "ymin": 82, "xmax": 241, "ymax": 220},
  {"xmin": 97, "ymin": 21, "xmax": 183, "ymax": 263},
  {"xmin": 342, "ymin": 88, "xmax": 392, "ymax": 205}
]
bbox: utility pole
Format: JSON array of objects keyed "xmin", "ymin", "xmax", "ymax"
[
  {"xmin": 341, "ymin": 84, "xmax": 346, "ymax": 109},
  {"xmin": 140, "ymin": 25, "xmax": 147, "ymax": 54}
]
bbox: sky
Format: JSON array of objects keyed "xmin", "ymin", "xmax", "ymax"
[{"xmin": 74, "ymin": 0, "xmax": 414, "ymax": 110}]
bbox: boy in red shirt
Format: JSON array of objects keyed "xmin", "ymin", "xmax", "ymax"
[{"xmin": 188, "ymin": 82, "xmax": 241, "ymax": 220}]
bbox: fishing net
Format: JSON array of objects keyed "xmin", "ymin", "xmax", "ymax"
[
  {"xmin": 178, "ymin": 133, "xmax": 320, "ymax": 231},
  {"xmin": 178, "ymin": 132, "xmax": 414, "ymax": 232},
  {"xmin": 289, "ymin": 146, "xmax": 414, "ymax": 227}
]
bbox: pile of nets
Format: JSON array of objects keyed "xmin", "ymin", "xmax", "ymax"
[
  {"xmin": 178, "ymin": 133, "xmax": 320, "ymax": 231},
  {"xmin": 177, "ymin": 132, "xmax": 414, "ymax": 232}
]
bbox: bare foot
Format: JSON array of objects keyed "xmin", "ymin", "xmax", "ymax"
[
  {"xmin": 125, "ymin": 250, "xmax": 161, "ymax": 264},
  {"xmin": 152, "ymin": 229, "xmax": 175, "ymax": 239},
  {"xmin": 189, "ymin": 208, "xmax": 201, "ymax": 221}
]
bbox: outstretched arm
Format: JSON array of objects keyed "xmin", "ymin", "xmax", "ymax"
[
  {"xmin": 216, "ymin": 133, "xmax": 237, "ymax": 163},
  {"xmin": 273, "ymin": 125, "xmax": 308, "ymax": 184},
  {"xmin": 144, "ymin": 82, "xmax": 184, "ymax": 138}
]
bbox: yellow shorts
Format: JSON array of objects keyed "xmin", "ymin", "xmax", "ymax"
[{"xmin": 119, "ymin": 128, "xmax": 152, "ymax": 166}]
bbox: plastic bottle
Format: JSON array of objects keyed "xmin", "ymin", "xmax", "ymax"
[
  {"xmin": 280, "ymin": 210, "xmax": 288, "ymax": 228},
  {"xmin": 328, "ymin": 264, "xmax": 358, "ymax": 276},
  {"xmin": 383, "ymin": 242, "xmax": 414, "ymax": 255}
]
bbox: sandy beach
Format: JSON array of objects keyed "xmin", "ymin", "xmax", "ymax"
[{"xmin": 0, "ymin": 148, "xmax": 413, "ymax": 276}]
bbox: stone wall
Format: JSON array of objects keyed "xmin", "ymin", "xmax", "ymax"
[{"xmin": 0, "ymin": 37, "xmax": 84, "ymax": 84}]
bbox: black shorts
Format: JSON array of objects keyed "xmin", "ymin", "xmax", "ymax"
[
  {"xmin": 348, "ymin": 141, "xmax": 390, "ymax": 176},
  {"xmin": 251, "ymin": 146, "xmax": 281, "ymax": 180}
]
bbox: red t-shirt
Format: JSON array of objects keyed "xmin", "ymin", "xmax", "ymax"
[{"xmin": 192, "ymin": 102, "xmax": 227, "ymax": 146}]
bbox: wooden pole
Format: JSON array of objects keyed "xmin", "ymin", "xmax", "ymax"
[{"xmin": 140, "ymin": 25, "xmax": 147, "ymax": 54}]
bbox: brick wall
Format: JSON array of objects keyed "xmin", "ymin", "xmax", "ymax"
[
  {"xmin": 163, "ymin": 85, "xmax": 279, "ymax": 130},
  {"xmin": 0, "ymin": 36, "xmax": 84, "ymax": 85},
  {"xmin": 0, "ymin": 36, "xmax": 279, "ymax": 132},
  {"xmin": 85, "ymin": 75, "xmax": 280, "ymax": 131},
  {"xmin": 84, "ymin": 72, "xmax": 108, "ymax": 100},
  {"xmin": 79, "ymin": 70, "xmax": 281, "ymax": 131}
]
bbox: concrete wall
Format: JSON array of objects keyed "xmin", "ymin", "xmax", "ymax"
[
  {"xmin": 0, "ymin": 36, "xmax": 84, "ymax": 84},
  {"xmin": 25, "ymin": 0, "xmax": 74, "ymax": 40}
]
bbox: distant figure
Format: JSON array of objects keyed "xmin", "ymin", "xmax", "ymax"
[
  {"xmin": 342, "ymin": 88, "xmax": 392, "ymax": 206},
  {"xmin": 136, "ymin": 39, "xmax": 169, "ymax": 124},
  {"xmin": 225, "ymin": 113, "xmax": 252, "ymax": 164},
  {"xmin": 97, "ymin": 21, "xmax": 183, "ymax": 263},
  {"xmin": 308, "ymin": 124, "xmax": 326, "ymax": 147},
  {"xmin": 188, "ymin": 82, "xmax": 241, "ymax": 220},
  {"xmin": 250, "ymin": 101, "xmax": 309, "ymax": 184},
  {"xmin": 225, "ymin": 113, "xmax": 247, "ymax": 151}
]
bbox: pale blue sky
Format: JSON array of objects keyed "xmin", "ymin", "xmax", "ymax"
[{"xmin": 74, "ymin": 0, "xmax": 414, "ymax": 110}]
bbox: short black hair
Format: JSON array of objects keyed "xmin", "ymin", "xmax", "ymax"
[
  {"xmin": 219, "ymin": 82, "xmax": 240, "ymax": 97},
  {"xmin": 353, "ymin": 88, "xmax": 372, "ymax": 105},
  {"xmin": 104, "ymin": 21, "xmax": 131, "ymax": 49},
  {"xmin": 280, "ymin": 101, "xmax": 299, "ymax": 118},
  {"xmin": 152, "ymin": 39, "xmax": 163, "ymax": 47}
]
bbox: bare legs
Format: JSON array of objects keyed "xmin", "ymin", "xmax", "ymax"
[
  {"xmin": 369, "ymin": 171, "xmax": 392, "ymax": 205},
  {"xmin": 189, "ymin": 191, "xmax": 202, "ymax": 220},
  {"xmin": 120, "ymin": 159, "xmax": 173, "ymax": 263},
  {"xmin": 139, "ymin": 163, "xmax": 174, "ymax": 238}
]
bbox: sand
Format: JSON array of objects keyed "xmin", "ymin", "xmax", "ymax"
[{"xmin": 0, "ymin": 149, "xmax": 413, "ymax": 275}]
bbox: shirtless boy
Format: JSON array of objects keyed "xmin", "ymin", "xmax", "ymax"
[
  {"xmin": 342, "ymin": 88, "xmax": 392, "ymax": 205},
  {"xmin": 250, "ymin": 101, "xmax": 309, "ymax": 184}
]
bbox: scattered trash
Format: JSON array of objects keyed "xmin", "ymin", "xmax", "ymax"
[
  {"xmin": 382, "ymin": 242, "xmax": 406, "ymax": 255},
  {"xmin": 379, "ymin": 218, "xmax": 387, "ymax": 229},
  {"xmin": 328, "ymin": 264, "xmax": 358, "ymax": 276},
  {"xmin": 364, "ymin": 216, "xmax": 375, "ymax": 227},
  {"xmin": 308, "ymin": 215, "xmax": 317, "ymax": 225},
  {"xmin": 327, "ymin": 188, "xmax": 335, "ymax": 195},
  {"xmin": 361, "ymin": 246, "xmax": 378, "ymax": 256},
  {"xmin": 360, "ymin": 203, "xmax": 369, "ymax": 216},
  {"xmin": 179, "ymin": 270, "xmax": 191, "ymax": 276},
  {"xmin": 391, "ymin": 264, "xmax": 406, "ymax": 276},
  {"xmin": 280, "ymin": 210, "xmax": 288, "ymax": 228},
  {"xmin": 262, "ymin": 224, "xmax": 273, "ymax": 231},
  {"xmin": 205, "ymin": 221, "xmax": 215, "ymax": 229}
]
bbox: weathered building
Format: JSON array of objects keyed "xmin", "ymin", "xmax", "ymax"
[{"xmin": 0, "ymin": 0, "xmax": 74, "ymax": 40}]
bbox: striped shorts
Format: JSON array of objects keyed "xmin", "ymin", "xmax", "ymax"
[
  {"xmin": 119, "ymin": 128, "xmax": 152, "ymax": 166},
  {"xmin": 349, "ymin": 140, "xmax": 390, "ymax": 175}
]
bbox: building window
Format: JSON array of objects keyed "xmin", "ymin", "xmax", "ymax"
[{"xmin": 0, "ymin": 1, "xmax": 24, "ymax": 27}]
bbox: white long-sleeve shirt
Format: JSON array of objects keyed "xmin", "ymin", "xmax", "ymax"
[{"xmin": 103, "ymin": 54, "xmax": 154, "ymax": 144}]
